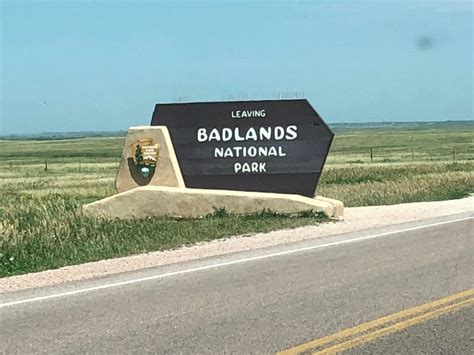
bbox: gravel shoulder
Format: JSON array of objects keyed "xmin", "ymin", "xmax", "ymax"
[{"xmin": 1, "ymin": 196, "xmax": 473, "ymax": 293}]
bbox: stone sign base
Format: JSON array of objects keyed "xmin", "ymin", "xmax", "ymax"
[{"xmin": 83, "ymin": 186, "xmax": 344, "ymax": 219}]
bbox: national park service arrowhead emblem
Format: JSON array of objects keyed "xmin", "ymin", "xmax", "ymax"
[{"xmin": 128, "ymin": 138, "xmax": 160, "ymax": 184}]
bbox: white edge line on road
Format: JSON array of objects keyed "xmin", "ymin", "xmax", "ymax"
[{"xmin": 1, "ymin": 216, "xmax": 472, "ymax": 309}]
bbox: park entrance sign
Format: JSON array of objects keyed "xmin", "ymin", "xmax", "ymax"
[
  {"xmin": 151, "ymin": 99, "xmax": 333, "ymax": 197},
  {"xmin": 85, "ymin": 99, "xmax": 343, "ymax": 220}
]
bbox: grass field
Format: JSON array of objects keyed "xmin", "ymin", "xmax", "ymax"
[{"xmin": 1, "ymin": 121, "xmax": 473, "ymax": 277}]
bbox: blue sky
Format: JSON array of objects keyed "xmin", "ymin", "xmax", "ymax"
[{"xmin": 1, "ymin": 0, "xmax": 472, "ymax": 134}]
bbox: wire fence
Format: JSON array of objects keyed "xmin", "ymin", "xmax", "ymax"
[{"xmin": 328, "ymin": 146, "xmax": 473, "ymax": 164}]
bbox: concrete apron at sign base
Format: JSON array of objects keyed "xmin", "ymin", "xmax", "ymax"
[{"xmin": 83, "ymin": 186, "xmax": 344, "ymax": 219}]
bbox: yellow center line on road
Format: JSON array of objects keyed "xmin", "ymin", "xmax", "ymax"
[
  {"xmin": 314, "ymin": 297, "xmax": 473, "ymax": 354},
  {"xmin": 277, "ymin": 288, "xmax": 474, "ymax": 355}
]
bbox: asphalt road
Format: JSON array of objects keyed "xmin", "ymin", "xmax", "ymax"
[{"xmin": 1, "ymin": 213, "xmax": 473, "ymax": 354}]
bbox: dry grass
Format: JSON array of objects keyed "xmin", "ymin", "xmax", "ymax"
[
  {"xmin": 319, "ymin": 168, "xmax": 473, "ymax": 206},
  {"xmin": 318, "ymin": 162, "xmax": 473, "ymax": 206}
]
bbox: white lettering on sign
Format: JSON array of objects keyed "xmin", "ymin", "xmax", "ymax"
[
  {"xmin": 197, "ymin": 120, "xmax": 297, "ymax": 175},
  {"xmin": 214, "ymin": 146, "xmax": 287, "ymax": 158},
  {"xmin": 234, "ymin": 162, "xmax": 267, "ymax": 173},
  {"xmin": 197, "ymin": 126, "xmax": 298, "ymax": 142},
  {"xmin": 231, "ymin": 110, "xmax": 266, "ymax": 119}
]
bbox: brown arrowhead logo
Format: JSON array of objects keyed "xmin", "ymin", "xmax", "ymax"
[{"xmin": 128, "ymin": 138, "xmax": 160, "ymax": 185}]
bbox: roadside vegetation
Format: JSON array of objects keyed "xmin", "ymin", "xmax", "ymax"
[
  {"xmin": 0, "ymin": 193, "xmax": 326, "ymax": 277},
  {"xmin": 1, "ymin": 121, "xmax": 473, "ymax": 276},
  {"xmin": 318, "ymin": 162, "xmax": 473, "ymax": 206}
]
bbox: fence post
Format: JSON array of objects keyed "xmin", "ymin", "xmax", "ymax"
[
  {"xmin": 44, "ymin": 159, "xmax": 48, "ymax": 171},
  {"xmin": 411, "ymin": 147, "xmax": 414, "ymax": 161},
  {"xmin": 370, "ymin": 148, "xmax": 373, "ymax": 162},
  {"xmin": 453, "ymin": 148, "xmax": 455, "ymax": 162}
]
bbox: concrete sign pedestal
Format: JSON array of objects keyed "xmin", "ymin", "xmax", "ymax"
[{"xmin": 84, "ymin": 185, "xmax": 343, "ymax": 219}]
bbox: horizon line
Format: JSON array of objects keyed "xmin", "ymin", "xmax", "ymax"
[{"xmin": 1, "ymin": 120, "xmax": 473, "ymax": 139}]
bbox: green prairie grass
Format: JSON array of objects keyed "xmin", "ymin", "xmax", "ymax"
[
  {"xmin": 328, "ymin": 122, "xmax": 473, "ymax": 163},
  {"xmin": 0, "ymin": 193, "xmax": 326, "ymax": 277},
  {"xmin": 319, "ymin": 167, "xmax": 473, "ymax": 207},
  {"xmin": 318, "ymin": 162, "xmax": 473, "ymax": 206},
  {"xmin": 0, "ymin": 122, "xmax": 473, "ymax": 276}
]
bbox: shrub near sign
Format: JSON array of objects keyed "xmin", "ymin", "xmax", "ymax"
[{"xmin": 151, "ymin": 99, "xmax": 333, "ymax": 197}]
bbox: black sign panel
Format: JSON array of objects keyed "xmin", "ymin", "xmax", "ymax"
[{"xmin": 151, "ymin": 99, "xmax": 333, "ymax": 197}]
